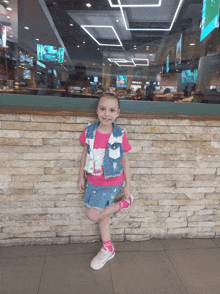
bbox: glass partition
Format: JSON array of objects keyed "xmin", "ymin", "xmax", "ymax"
[{"xmin": 0, "ymin": 0, "xmax": 219, "ymax": 104}]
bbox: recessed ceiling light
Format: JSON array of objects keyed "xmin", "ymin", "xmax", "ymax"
[
  {"xmin": 6, "ymin": 16, "xmax": 10, "ymax": 18},
  {"xmin": 190, "ymin": 43, "xmax": 195, "ymax": 46},
  {"xmin": 134, "ymin": 48, "xmax": 137, "ymax": 50},
  {"xmin": 6, "ymin": 7, "xmax": 12, "ymax": 11},
  {"xmin": 24, "ymin": 27, "xmax": 29, "ymax": 29},
  {"xmin": 83, "ymin": 41, "xmax": 85, "ymax": 44},
  {"xmin": 133, "ymin": 45, "xmax": 136, "ymax": 47},
  {"xmin": 97, "ymin": 48, "xmax": 99, "ymax": 50},
  {"xmin": 86, "ymin": 3, "xmax": 91, "ymax": 7},
  {"xmin": 116, "ymin": 19, "xmax": 119, "ymax": 22},
  {"xmin": 36, "ymin": 38, "xmax": 39, "ymax": 41},
  {"xmin": 70, "ymin": 24, "xmax": 73, "ymax": 26},
  {"xmin": 3, "ymin": 0, "xmax": 10, "ymax": 3},
  {"xmin": 77, "ymin": 45, "xmax": 80, "ymax": 47}
]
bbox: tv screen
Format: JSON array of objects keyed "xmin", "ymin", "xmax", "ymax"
[
  {"xmin": 166, "ymin": 54, "xmax": 170, "ymax": 73},
  {"xmin": 176, "ymin": 34, "xmax": 182, "ymax": 64},
  {"xmin": 23, "ymin": 69, "xmax": 31, "ymax": 79},
  {"xmin": 94, "ymin": 76, "xmax": 98, "ymax": 82},
  {"xmin": 200, "ymin": 0, "xmax": 220, "ymax": 41},
  {"xmin": 116, "ymin": 76, "xmax": 127, "ymax": 85},
  {"xmin": 182, "ymin": 69, "xmax": 198, "ymax": 83},
  {"xmin": 37, "ymin": 44, "xmax": 64, "ymax": 63}
]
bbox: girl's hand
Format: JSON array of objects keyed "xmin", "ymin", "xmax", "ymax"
[
  {"xmin": 124, "ymin": 185, "xmax": 130, "ymax": 199},
  {"xmin": 79, "ymin": 178, "xmax": 85, "ymax": 192}
]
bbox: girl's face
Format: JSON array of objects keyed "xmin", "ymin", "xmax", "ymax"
[{"xmin": 96, "ymin": 96, "xmax": 120, "ymax": 127}]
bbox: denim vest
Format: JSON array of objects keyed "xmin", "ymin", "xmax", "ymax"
[{"xmin": 84, "ymin": 122, "xmax": 124, "ymax": 178}]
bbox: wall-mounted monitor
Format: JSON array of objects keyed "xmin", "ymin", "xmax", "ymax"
[
  {"xmin": 23, "ymin": 69, "xmax": 31, "ymax": 79},
  {"xmin": 176, "ymin": 34, "xmax": 182, "ymax": 64},
  {"xmin": 182, "ymin": 69, "xmax": 198, "ymax": 83},
  {"xmin": 116, "ymin": 76, "xmax": 127, "ymax": 87},
  {"xmin": 200, "ymin": 0, "xmax": 220, "ymax": 41},
  {"xmin": 166, "ymin": 54, "xmax": 170, "ymax": 73},
  {"xmin": 37, "ymin": 44, "xmax": 64, "ymax": 63},
  {"xmin": 94, "ymin": 76, "xmax": 98, "ymax": 82}
]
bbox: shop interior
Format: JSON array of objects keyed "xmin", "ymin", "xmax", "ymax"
[{"xmin": 0, "ymin": 0, "xmax": 219, "ymax": 103}]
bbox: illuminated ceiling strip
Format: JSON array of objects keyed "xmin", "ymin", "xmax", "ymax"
[
  {"xmin": 132, "ymin": 58, "xmax": 149, "ymax": 66},
  {"xmin": 118, "ymin": 0, "xmax": 184, "ymax": 31},
  {"xmin": 81, "ymin": 25, "xmax": 123, "ymax": 46},
  {"xmin": 108, "ymin": 58, "xmax": 126, "ymax": 62},
  {"xmin": 108, "ymin": 0, "xmax": 162, "ymax": 7},
  {"xmin": 109, "ymin": 58, "xmax": 150, "ymax": 67},
  {"xmin": 115, "ymin": 61, "xmax": 136, "ymax": 67}
]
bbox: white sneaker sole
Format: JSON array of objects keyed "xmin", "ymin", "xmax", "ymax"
[{"xmin": 90, "ymin": 250, "xmax": 115, "ymax": 270}]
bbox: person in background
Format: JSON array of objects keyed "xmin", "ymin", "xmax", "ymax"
[
  {"xmin": 145, "ymin": 81, "xmax": 155, "ymax": 101},
  {"xmin": 133, "ymin": 88, "xmax": 144, "ymax": 100},
  {"xmin": 183, "ymin": 86, "xmax": 191, "ymax": 97}
]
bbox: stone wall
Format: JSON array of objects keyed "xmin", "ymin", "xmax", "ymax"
[{"xmin": 0, "ymin": 112, "xmax": 220, "ymax": 246}]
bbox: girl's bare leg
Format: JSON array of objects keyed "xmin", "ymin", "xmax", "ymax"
[
  {"xmin": 87, "ymin": 202, "xmax": 120, "ymax": 222},
  {"xmin": 98, "ymin": 216, "xmax": 111, "ymax": 242}
]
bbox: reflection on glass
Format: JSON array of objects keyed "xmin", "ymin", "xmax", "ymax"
[{"xmin": 0, "ymin": 0, "xmax": 219, "ymax": 105}]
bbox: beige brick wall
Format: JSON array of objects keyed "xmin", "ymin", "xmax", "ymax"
[{"xmin": 0, "ymin": 112, "xmax": 220, "ymax": 246}]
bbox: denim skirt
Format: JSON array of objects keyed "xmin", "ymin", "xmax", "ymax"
[{"xmin": 83, "ymin": 182, "xmax": 123, "ymax": 210}]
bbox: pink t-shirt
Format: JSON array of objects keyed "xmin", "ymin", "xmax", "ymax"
[{"xmin": 79, "ymin": 127, "xmax": 131, "ymax": 186}]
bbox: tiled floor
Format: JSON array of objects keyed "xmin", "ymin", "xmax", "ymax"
[{"xmin": 1, "ymin": 238, "xmax": 220, "ymax": 294}]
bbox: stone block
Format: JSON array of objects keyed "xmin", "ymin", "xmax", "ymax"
[
  {"xmin": 111, "ymin": 234, "xmax": 125, "ymax": 241},
  {"xmin": 188, "ymin": 221, "xmax": 215, "ymax": 228},
  {"xmin": 31, "ymin": 115, "xmax": 77, "ymax": 123},
  {"xmin": 0, "ymin": 113, "xmax": 31, "ymax": 121},
  {"xmin": 126, "ymin": 234, "xmax": 150, "ymax": 241},
  {"xmin": 0, "ymin": 167, "xmax": 44, "ymax": 175},
  {"xmin": 13, "ymin": 232, "xmax": 56, "ymax": 238},
  {"xmin": 0, "ymin": 138, "xmax": 43, "ymax": 146},
  {"xmin": 23, "ymin": 153, "xmax": 80, "ymax": 160},
  {"xmin": 2, "ymin": 121, "xmax": 62, "ymax": 131},
  {"xmin": 70, "ymin": 235, "xmax": 100, "ymax": 243},
  {"xmin": 61, "ymin": 123, "xmax": 86, "ymax": 132},
  {"xmin": 59, "ymin": 146, "xmax": 84, "ymax": 153}
]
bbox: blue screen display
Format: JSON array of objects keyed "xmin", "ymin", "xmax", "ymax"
[
  {"xmin": 182, "ymin": 69, "xmax": 198, "ymax": 83},
  {"xmin": 37, "ymin": 44, "xmax": 64, "ymax": 63},
  {"xmin": 200, "ymin": 0, "xmax": 220, "ymax": 41},
  {"xmin": 166, "ymin": 54, "xmax": 169, "ymax": 73}
]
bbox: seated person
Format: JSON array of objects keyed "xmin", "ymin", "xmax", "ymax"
[{"xmin": 133, "ymin": 89, "xmax": 144, "ymax": 100}]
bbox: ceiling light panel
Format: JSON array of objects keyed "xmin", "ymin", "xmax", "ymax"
[
  {"xmin": 132, "ymin": 58, "xmax": 149, "ymax": 66},
  {"xmin": 108, "ymin": 0, "xmax": 162, "ymax": 7},
  {"xmin": 81, "ymin": 25, "xmax": 123, "ymax": 46},
  {"xmin": 113, "ymin": 0, "xmax": 184, "ymax": 31},
  {"xmin": 115, "ymin": 60, "xmax": 136, "ymax": 66}
]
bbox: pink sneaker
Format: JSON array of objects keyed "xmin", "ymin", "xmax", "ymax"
[
  {"xmin": 90, "ymin": 245, "xmax": 115, "ymax": 270},
  {"xmin": 115, "ymin": 195, "xmax": 134, "ymax": 217}
]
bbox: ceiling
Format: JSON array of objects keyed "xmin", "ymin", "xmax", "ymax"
[
  {"xmin": 45, "ymin": 0, "xmax": 203, "ymax": 72},
  {"xmin": 0, "ymin": 0, "xmax": 204, "ymax": 74}
]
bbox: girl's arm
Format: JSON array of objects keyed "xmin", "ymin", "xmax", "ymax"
[
  {"xmin": 121, "ymin": 152, "xmax": 131, "ymax": 199},
  {"xmin": 79, "ymin": 146, "xmax": 87, "ymax": 192}
]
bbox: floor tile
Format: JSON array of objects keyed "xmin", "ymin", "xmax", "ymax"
[
  {"xmin": 1, "ymin": 245, "xmax": 48, "ymax": 259},
  {"xmin": 38, "ymin": 254, "xmax": 114, "ymax": 294},
  {"xmin": 114, "ymin": 239, "xmax": 164, "ymax": 252},
  {"xmin": 213, "ymin": 237, "xmax": 220, "ymax": 247},
  {"xmin": 0, "ymin": 256, "xmax": 45, "ymax": 294},
  {"xmin": 166, "ymin": 248, "xmax": 220, "ymax": 294},
  {"xmin": 161, "ymin": 238, "xmax": 217, "ymax": 250},
  {"xmin": 110, "ymin": 251, "xmax": 187, "ymax": 294},
  {"xmin": 46, "ymin": 242, "xmax": 102, "ymax": 256}
]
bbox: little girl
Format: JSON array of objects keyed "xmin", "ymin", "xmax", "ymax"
[{"xmin": 78, "ymin": 93, "xmax": 133, "ymax": 270}]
